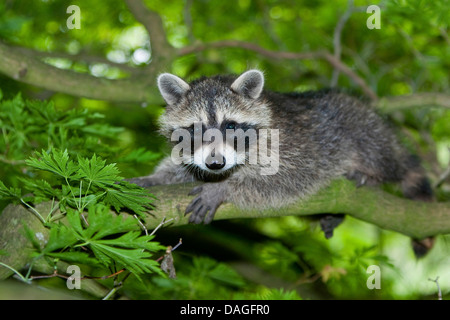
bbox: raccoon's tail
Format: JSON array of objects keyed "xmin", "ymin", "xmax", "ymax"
[{"xmin": 400, "ymin": 154, "xmax": 435, "ymax": 257}]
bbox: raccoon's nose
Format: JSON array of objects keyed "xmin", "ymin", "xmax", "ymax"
[{"xmin": 205, "ymin": 156, "xmax": 226, "ymax": 170}]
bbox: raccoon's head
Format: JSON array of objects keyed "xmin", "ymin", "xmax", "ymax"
[{"xmin": 157, "ymin": 69, "xmax": 272, "ymax": 177}]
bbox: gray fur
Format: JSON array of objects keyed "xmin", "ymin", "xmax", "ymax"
[{"xmin": 132, "ymin": 70, "xmax": 432, "ymax": 224}]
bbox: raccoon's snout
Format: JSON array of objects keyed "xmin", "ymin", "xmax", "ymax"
[{"xmin": 205, "ymin": 155, "xmax": 226, "ymax": 170}]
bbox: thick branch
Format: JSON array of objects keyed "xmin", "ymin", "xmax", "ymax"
[
  {"xmin": 1, "ymin": 178, "xmax": 449, "ymax": 280},
  {"xmin": 0, "ymin": 41, "xmax": 161, "ymax": 104},
  {"xmin": 144, "ymin": 179, "xmax": 450, "ymax": 239},
  {"xmin": 16, "ymin": 46, "xmax": 142, "ymax": 74},
  {"xmin": 124, "ymin": 0, "xmax": 175, "ymax": 64},
  {"xmin": 2, "ymin": 36, "xmax": 448, "ymax": 107}
]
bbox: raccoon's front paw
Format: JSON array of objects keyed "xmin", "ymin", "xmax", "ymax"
[{"xmin": 185, "ymin": 183, "xmax": 228, "ymax": 224}]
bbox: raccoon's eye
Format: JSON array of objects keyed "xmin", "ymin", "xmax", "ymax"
[{"xmin": 225, "ymin": 122, "xmax": 236, "ymax": 130}]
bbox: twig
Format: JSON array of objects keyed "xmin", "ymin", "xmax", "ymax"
[
  {"xmin": 433, "ymin": 156, "xmax": 450, "ymax": 189},
  {"xmin": 294, "ymin": 272, "xmax": 322, "ymax": 286},
  {"xmin": 20, "ymin": 199, "xmax": 46, "ymax": 224},
  {"xmin": 178, "ymin": 40, "xmax": 378, "ymax": 101},
  {"xmin": 257, "ymin": 0, "xmax": 286, "ymax": 50},
  {"xmin": 134, "ymin": 214, "xmax": 148, "ymax": 235},
  {"xmin": 102, "ymin": 272, "xmax": 131, "ymax": 300},
  {"xmin": 0, "ymin": 155, "xmax": 26, "ymax": 166},
  {"xmin": 439, "ymin": 27, "xmax": 450, "ymax": 45},
  {"xmin": 156, "ymin": 238, "xmax": 182, "ymax": 262},
  {"xmin": 29, "ymin": 269, "xmax": 69, "ymax": 280},
  {"xmin": 434, "ymin": 163, "xmax": 450, "ymax": 189},
  {"xmin": 428, "ymin": 277, "xmax": 442, "ymax": 300},
  {"xmin": 84, "ymin": 268, "xmax": 126, "ymax": 280},
  {"xmin": 28, "ymin": 268, "xmax": 126, "ymax": 281},
  {"xmin": 183, "ymin": 0, "xmax": 195, "ymax": 43},
  {"xmin": 150, "ymin": 216, "xmax": 174, "ymax": 236},
  {"xmin": 172, "ymin": 238, "xmax": 183, "ymax": 251},
  {"xmin": 0, "ymin": 262, "xmax": 29, "ymax": 283},
  {"xmin": 331, "ymin": 0, "xmax": 354, "ymax": 87}
]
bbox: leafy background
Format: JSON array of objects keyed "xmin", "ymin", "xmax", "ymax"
[{"xmin": 0, "ymin": 0, "xmax": 449, "ymax": 299}]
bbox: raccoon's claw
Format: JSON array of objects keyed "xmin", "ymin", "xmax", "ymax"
[{"xmin": 185, "ymin": 183, "xmax": 227, "ymax": 224}]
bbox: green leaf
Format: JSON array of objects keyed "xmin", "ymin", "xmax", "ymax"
[
  {"xmin": 208, "ymin": 262, "xmax": 246, "ymax": 287},
  {"xmin": 77, "ymin": 154, "xmax": 123, "ymax": 188},
  {"xmin": 47, "ymin": 203, "xmax": 165, "ymax": 279},
  {"xmin": 82, "ymin": 204, "xmax": 139, "ymax": 240},
  {"xmin": 43, "ymin": 222, "xmax": 78, "ymax": 253},
  {"xmin": 18, "ymin": 178, "xmax": 60, "ymax": 203},
  {"xmin": 89, "ymin": 243, "xmax": 163, "ymax": 278},
  {"xmin": 254, "ymin": 288, "xmax": 302, "ymax": 300},
  {"xmin": 0, "ymin": 181, "xmax": 22, "ymax": 201},
  {"xmin": 103, "ymin": 182, "xmax": 154, "ymax": 217},
  {"xmin": 65, "ymin": 208, "xmax": 84, "ymax": 237},
  {"xmin": 26, "ymin": 149, "xmax": 78, "ymax": 180},
  {"xmin": 96, "ymin": 232, "xmax": 164, "ymax": 252}
]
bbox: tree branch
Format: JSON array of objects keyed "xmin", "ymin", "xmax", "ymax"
[
  {"xmin": 178, "ymin": 40, "xmax": 378, "ymax": 101},
  {"xmin": 331, "ymin": 0, "xmax": 354, "ymax": 87},
  {"xmin": 1, "ymin": 178, "xmax": 449, "ymax": 280},
  {"xmin": 1, "ymin": 5, "xmax": 448, "ymax": 107},
  {"xmin": 0, "ymin": 41, "xmax": 162, "ymax": 104},
  {"xmin": 375, "ymin": 93, "xmax": 450, "ymax": 111},
  {"xmin": 124, "ymin": 0, "xmax": 175, "ymax": 65},
  {"xmin": 15, "ymin": 47, "xmax": 143, "ymax": 75},
  {"xmin": 142, "ymin": 179, "xmax": 450, "ymax": 240}
]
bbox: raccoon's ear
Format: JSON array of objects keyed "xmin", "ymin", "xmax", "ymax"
[
  {"xmin": 157, "ymin": 73, "xmax": 190, "ymax": 105},
  {"xmin": 231, "ymin": 69, "xmax": 264, "ymax": 100}
]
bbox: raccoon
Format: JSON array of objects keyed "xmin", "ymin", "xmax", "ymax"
[{"xmin": 129, "ymin": 70, "xmax": 433, "ymax": 230}]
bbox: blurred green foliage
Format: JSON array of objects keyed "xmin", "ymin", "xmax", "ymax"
[{"xmin": 0, "ymin": 0, "xmax": 449, "ymax": 300}]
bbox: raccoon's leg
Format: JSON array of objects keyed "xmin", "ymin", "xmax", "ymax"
[
  {"xmin": 318, "ymin": 169, "xmax": 379, "ymax": 239},
  {"xmin": 127, "ymin": 157, "xmax": 195, "ymax": 187},
  {"xmin": 184, "ymin": 182, "xmax": 228, "ymax": 224},
  {"xmin": 348, "ymin": 153, "xmax": 434, "ymax": 257},
  {"xmin": 400, "ymin": 155, "xmax": 434, "ymax": 257},
  {"xmin": 184, "ymin": 166, "xmax": 332, "ymax": 224},
  {"xmin": 321, "ymin": 169, "xmax": 379, "ymax": 239},
  {"xmin": 318, "ymin": 213, "xmax": 345, "ymax": 239}
]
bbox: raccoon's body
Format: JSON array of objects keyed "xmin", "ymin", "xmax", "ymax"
[{"xmin": 130, "ymin": 70, "xmax": 432, "ymax": 225}]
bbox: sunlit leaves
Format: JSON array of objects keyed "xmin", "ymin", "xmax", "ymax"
[
  {"xmin": 26, "ymin": 149, "xmax": 78, "ymax": 180},
  {"xmin": 0, "ymin": 93, "xmax": 124, "ymax": 164},
  {"xmin": 22, "ymin": 148, "xmax": 154, "ymax": 217},
  {"xmin": 77, "ymin": 154, "xmax": 122, "ymax": 188}
]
